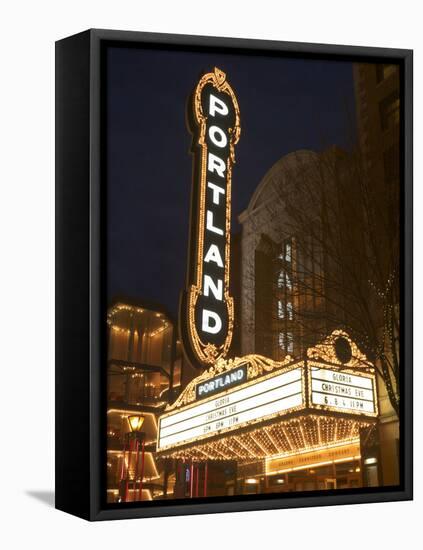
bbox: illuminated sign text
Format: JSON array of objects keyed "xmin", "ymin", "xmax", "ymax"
[
  {"xmin": 195, "ymin": 365, "xmax": 247, "ymax": 400},
  {"xmin": 180, "ymin": 67, "xmax": 241, "ymax": 366},
  {"xmin": 310, "ymin": 367, "xmax": 376, "ymax": 414}
]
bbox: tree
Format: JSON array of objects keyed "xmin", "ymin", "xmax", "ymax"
[{"xmin": 239, "ymin": 147, "xmax": 400, "ymax": 417}]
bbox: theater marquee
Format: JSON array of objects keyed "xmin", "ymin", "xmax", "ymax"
[
  {"xmin": 180, "ymin": 67, "xmax": 241, "ymax": 367},
  {"xmin": 157, "ymin": 332, "xmax": 378, "ymax": 458}
]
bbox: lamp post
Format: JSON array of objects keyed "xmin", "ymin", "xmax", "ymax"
[{"xmin": 120, "ymin": 415, "xmax": 146, "ymax": 502}]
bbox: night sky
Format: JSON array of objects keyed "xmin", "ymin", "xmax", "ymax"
[{"xmin": 106, "ymin": 45, "xmax": 357, "ymax": 317}]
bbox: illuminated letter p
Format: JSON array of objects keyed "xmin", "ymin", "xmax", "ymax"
[{"xmin": 209, "ymin": 94, "xmax": 229, "ymax": 117}]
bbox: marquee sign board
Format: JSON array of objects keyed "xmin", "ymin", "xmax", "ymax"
[
  {"xmin": 180, "ymin": 67, "xmax": 241, "ymax": 367},
  {"xmin": 157, "ymin": 365, "xmax": 304, "ymax": 452},
  {"xmin": 309, "ymin": 364, "xmax": 377, "ymax": 416}
]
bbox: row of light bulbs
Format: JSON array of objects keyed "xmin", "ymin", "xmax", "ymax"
[
  {"xmin": 109, "ymin": 321, "xmax": 169, "ymax": 338},
  {"xmin": 164, "ymin": 415, "xmax": 369, "ymax": 462}
]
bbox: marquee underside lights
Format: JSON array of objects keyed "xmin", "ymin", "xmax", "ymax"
[
  {"xmin": 180, "ymin": 67, "xmax": 241, "ymax": 367},
  {"xmin": 157, "ymin": 332, "xmax": 379, "ymax": 461},
  {"xmin": 158, "ymin": 415, "xmax": 372, "ymax": 462}
]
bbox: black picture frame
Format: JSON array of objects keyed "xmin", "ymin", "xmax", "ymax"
[{"xmin": 55, "ymin": 28, "xmax": 413, "ymax": 521}]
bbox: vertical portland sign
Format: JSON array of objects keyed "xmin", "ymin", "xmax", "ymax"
[{"xmin": 180, "ymin": 67, "xmax": 241, "ymax": 367}]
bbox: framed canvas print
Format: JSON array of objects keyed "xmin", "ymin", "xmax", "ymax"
[{"xmin": 55, "ymin": 29, "xmax": 413, "ymax": 521}]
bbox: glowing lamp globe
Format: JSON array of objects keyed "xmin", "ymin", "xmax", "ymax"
[{"xmin": 128, "ymin": 415, "xmax": 145, "ymax": 433}]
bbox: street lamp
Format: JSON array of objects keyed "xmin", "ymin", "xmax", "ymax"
[
  {"xmin": 128, "ymin": 415, "xmax": 145, "ymax": 433},
  {"xmin": 120, "ymin": 415, "xmax": 146, "ymax": 502}
]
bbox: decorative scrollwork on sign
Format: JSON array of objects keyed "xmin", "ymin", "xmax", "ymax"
[
  {"xmin": 166, "ymin": 353, "xmax": 294, "ymax": 411},
  {"xmin": 244, "ymin": 354, "xmax": 293, "ymax": 378},
  {"xmin": 307, "ymin": 330, "xmax": 372, "ymax": 370}
]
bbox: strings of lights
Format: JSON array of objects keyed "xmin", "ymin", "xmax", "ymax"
[
  {"xmin": 108, "ymin": 303, "xmax": 145, "ymax": 318},
  {"xmin": 110, "ymin": 321, "xmax": 169, "ymax": 338},
  {"xmin": 107, "ymin": 304, "xmax": 169, "ymax": 338}
]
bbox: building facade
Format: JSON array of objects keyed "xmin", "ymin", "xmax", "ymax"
[
  {"xmin": 238, "ymin": 149, "xmax": 346, "ymax": 361},
  {"xmin": 353, "ymin": 62, "xmax": 401, "ymax": 486},
  {"xmin": 237, "ymin": 141, "xmax": 400, "ymax": 488},
  {"xmin": 106, "ymin": 299, "xmax": 181, "ymax": 502}
]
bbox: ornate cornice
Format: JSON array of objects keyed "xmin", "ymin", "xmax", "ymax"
[{"xmin": 307, "ymin": 329, "xmax": 371, "ymax": 370}]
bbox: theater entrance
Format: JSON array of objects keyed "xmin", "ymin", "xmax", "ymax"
[
  {"xmin": 265, "ymin": 457, "xmax": 362, "ymax": 493},
  {"xmin": 260, "ymin": 439, "xmax": 362, "ymax": 493}
]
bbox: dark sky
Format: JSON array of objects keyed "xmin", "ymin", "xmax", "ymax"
[{"xmin": 106, "ymin": 45, "xmax": 357, "ymax": 317}]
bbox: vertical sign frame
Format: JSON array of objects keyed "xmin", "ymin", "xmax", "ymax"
[{"xmin": 180, "ymin": 67, "xmax": 241, "ymax": 367}]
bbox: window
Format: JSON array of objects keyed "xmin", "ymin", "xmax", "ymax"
[
  {"xmin": 276, "ymin": 238, "xmax": 294, "ymax": 357},
  {"xmin": 286, "ymin": 301, "xmax": 293, "ymax": 320},
  {"xmin": 278, "ymin": 331, "xmax": 293, "ymax": 353},
  {"xmin": 277, "ymin": 270, "xmax": 292, "ymax": 290},
  {"xmin": 376, "ymin": 64, "xmax": 397, "ymax": 84},
  {"xmin": 278, "ymin": 300, "xmax": 293, "ymax": 320},
  {"xmin": 287, "ymin": 332, "xmax": 293, "ymax": 353},
  {"xmin": 379, "ymin": 91, "xmax": 400, "ymax": 131},
  {"xmin": 277, "ymin": 271, "xmax": 283, "ymax": 288},
  {"xmin": 278, "ymin": 240, "xmax": 292, "ymax": 262},
  {"xmin": 285, "ymin": 242, "xmax": 292, "ymax": 262}
]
